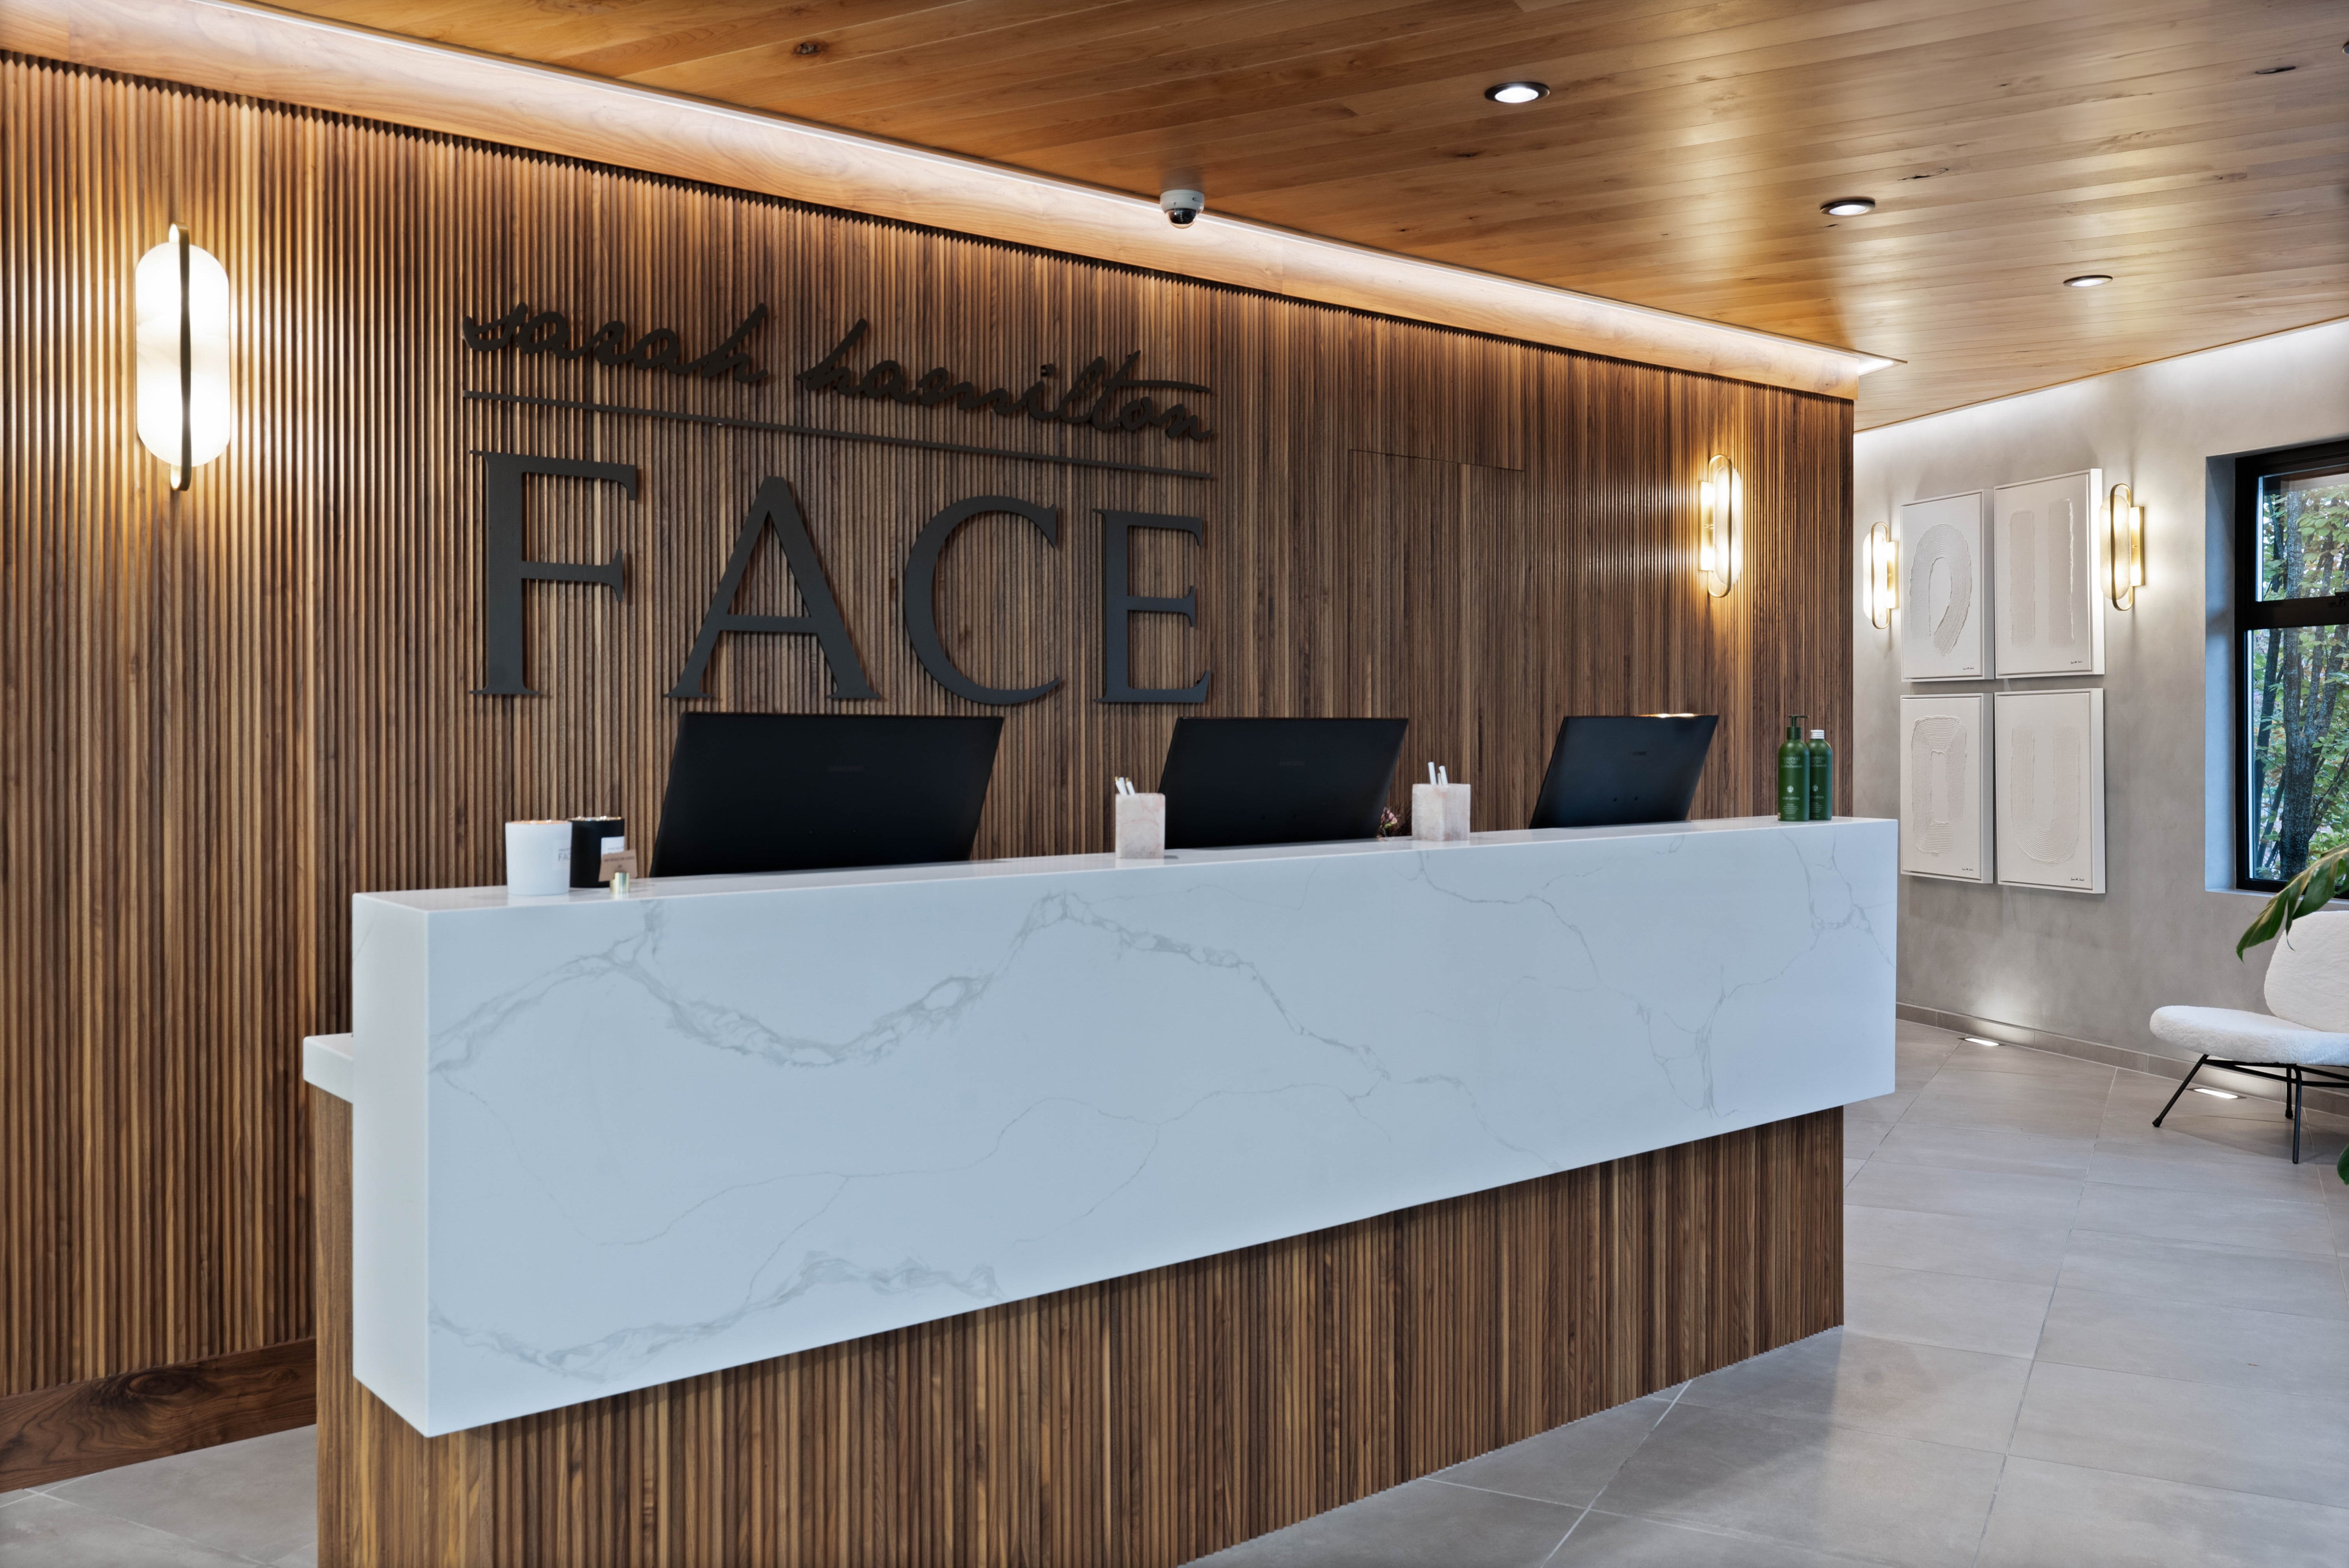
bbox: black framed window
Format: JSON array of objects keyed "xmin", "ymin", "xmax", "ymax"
[{"xmin": 2238, "ymin": 436, "xmax": 2349, "ymax": 889}]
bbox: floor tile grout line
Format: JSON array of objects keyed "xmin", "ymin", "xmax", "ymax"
[
  {"xmin": 1966, "ymin": 1453, "xmax": 2011, "ymax": 1568},
  {"xmin": 1663, "ymin": 1384, "xmax": 2034, "ymax": 1460},
  {"xmin": 1995, "ymin": 1440, "xmax": 2349, "ymax": 1519},
  {"xmin": 2009, "ymin": 1346, "xmax": 2349, "ymax": 1411},
  {"xmin": 1425, "ymin": 1476, "xmax": 1589, "ymax": 1512},
  {"xmin": 4, "ymin": 1490, "xmax": 262, "ymax": 1559},
  {"xmin": 1998, "ymin": 1451, "xmax": 2349, "ymax": 1519},
  {"xmin": 2064, "ymin": 1221, "xmax": 2339, "ymax": 1259},
  {"xmin": 1850, "ymin": 1155, "xmax": 2095, "ymax": 1185},
  {"xmin": 1559, "ymin": 1377, "xmax": 1687, "ymax": 1536},
  {"xmin": 1533, "ymin": 1501, "xmax": 1592, "ymax": 1564},
  {"xmin": 2046, "ymin": 1277, "xmax": 2349, "ymax": 1326},
  {"xmin": 1561, "ymin": 1506, "xmax": 1915, "ymax": 1568}
]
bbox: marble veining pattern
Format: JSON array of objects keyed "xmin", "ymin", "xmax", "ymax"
[{"xmin": 346, "ymin": 818, "xmax": 1894, "ymax": 1434}]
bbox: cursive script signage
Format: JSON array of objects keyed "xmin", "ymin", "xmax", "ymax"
[
  {"xmin": 462, "ymin": 303, "xmax": 772, "ymax": 383},
  {"xmin": 474, "ymin": 453, "xmax": 1209, "ymax": 706},
  {"xmin": 795, "ymin": 321, "xmax": 1213, "ymax": 443},
  {"xmin": 458, "ymin": 304, "xmax": 1214, "ymax": 448}
]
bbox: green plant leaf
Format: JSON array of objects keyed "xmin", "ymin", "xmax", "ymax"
[
  {"xmin": 2239, "ymin": 847, "xmax": 2349, "ymax": 958},
  {"xmin": 2237, "ymin": 894, "xmax": 2287, "ymax": 959}
]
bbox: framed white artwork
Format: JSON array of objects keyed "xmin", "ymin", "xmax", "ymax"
[
  {"xmin": 1898, "ymin": 694, "xmax": 1993, "ymax": 882},
  {"xmin": 1992, "ymin": 469, "xmax": 2104, "ymax": 676},
  {"xmin": 1994, "ymin": 688, "xmax": 2105, "ymax": 893},
  {"xmin": 1898, "ymin": 491, "xmax": 1988, "ymax": 680}
]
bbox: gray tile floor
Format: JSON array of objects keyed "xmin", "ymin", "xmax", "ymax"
[
  {"xmin": 4, "ymin": 1025, "xmax": 2343, "ymax": 1568},
  {"xmin": 1198, "ymin": 1024, "xmax": 2349, "ymax": 1567},
  {"xmin": 0, "ymin": 1425, "xmax": 314, "ymax": 1566}
]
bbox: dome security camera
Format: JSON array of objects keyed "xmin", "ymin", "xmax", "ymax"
[{"xmin": 1160, "ymin": 188, "xmax": 1205, "ymax": 227}]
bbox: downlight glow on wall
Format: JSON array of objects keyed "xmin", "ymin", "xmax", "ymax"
[{"xmin": 134, "ymin": 226, "xmax": 233, "ymax": 489}]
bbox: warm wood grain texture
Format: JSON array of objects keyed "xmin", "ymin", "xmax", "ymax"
[
  {"xmin": 0, "ymin": 1339, "xmax": 316, "ymax": 1490},
  {"xmin": 2, "ymin": 52, "xmax": 1848, "ymax": 1477},
  {"xmin": 312, "ymin": 1087, "xmax": 1841, "ymax": 1568},
  {"xmin": 0, "ymin": 0, "xmax": 1883, "ymax": 400},
  {"xmin": 243, "ymin": 0, "xmax": 2349, "ymax": 427}
]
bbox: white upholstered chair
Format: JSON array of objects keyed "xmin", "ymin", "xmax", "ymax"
[{"xmin": 2151, "ymin": 908, "xmax": 2349, "ymax": 1162}]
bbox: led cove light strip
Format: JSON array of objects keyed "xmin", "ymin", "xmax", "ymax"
[{"xmin": 2, "ymin": 0, "xmax": 1898, "ymax": 399}]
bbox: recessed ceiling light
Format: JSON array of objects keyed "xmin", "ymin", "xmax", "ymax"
[
  {"xmin": 1962, "ymin": 1036, "xmax": 2001, "ymax": 1047},
  {"xmin": 2064, "ymin": 274, "xmax": 2114, "ymax": 288},
  {"xmin": 1484, "ymin": 81, "xmax": 1549, "ymax": 104},
  {"xmin": 2192, "ymin": 1087, "xmax": 2242, "ymax": 1099},
  {"xmin": 1821, "ymin": 197, "xmax": 1876, "ymax": 217},
  {"xmin": 2252, "ymin": 64, "xmax": 2296, "ymax": 74}
]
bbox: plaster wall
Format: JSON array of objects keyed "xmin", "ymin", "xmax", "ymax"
[{"xmin": 1852, "ymin": 318, "xmax": 2349, "ymax": 1059}]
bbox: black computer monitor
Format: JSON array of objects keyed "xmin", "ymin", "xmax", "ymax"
[
  {"xmin": 648, "ymin": 713, "xmax": 1004, "ymax": 877},
  {"xmin": 1528, "ymin": 715, "xmax": 1718, "ymax": 829},
  {"xmin": 1159, "ymin": 717, "xmax": 1408, "ymax": 849}
]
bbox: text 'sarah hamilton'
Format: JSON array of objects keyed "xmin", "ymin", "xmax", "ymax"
[{"xmin": 794, "ymin": 321, "xmax": 1214, "ymax": 443}]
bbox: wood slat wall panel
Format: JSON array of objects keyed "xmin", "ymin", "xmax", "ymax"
[
  {"xmin": 3, "ymin": 49, "xmax": 1850, "ymax": 1466},
  {"xmin": 312, "ymin": 1088, "xmax": 1841, "ymax": 1568}
]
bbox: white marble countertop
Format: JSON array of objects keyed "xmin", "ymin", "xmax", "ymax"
[
  {"xmin": 359, "ymin": 814, "xmax": 1817, "ymax": 911},
  {"xmin": 333, "ymin": 815, "xmax": 1896, "ymax": 1436}
]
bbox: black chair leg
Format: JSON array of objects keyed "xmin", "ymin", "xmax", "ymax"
[
  {"xmin": 2152, "ymin": 1056, "xmax": 2208, "ymax": 1129},
  {"xmin": 2290, "ymin": 1067, "xmax": 2302, "ymax": 1164}
]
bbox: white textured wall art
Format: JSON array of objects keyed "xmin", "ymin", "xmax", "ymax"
[
  {"xmin": 1899, "ymin": 694, "xmax": 1993, "ymax": 882},
  {"xmin": 1899, "ymin": 491, "xmax": 1988, "ymax": 680},
  {"xmin": 1992, "ymin": 470, "xmax": 2104, "ymax": 677},
  {"xmin": 1994, "ymin": 688, "xmax": 2105, "ymax": 893}
]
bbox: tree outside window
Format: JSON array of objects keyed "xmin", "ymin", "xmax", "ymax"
[{"xmin": 2241, "ymin": 439, "xmax": 2349, "ymax": 889}]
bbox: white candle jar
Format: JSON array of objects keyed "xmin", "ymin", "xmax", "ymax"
[{"xmin": 504, "ymin": 820, "xmax": 573, "ymax": 896}]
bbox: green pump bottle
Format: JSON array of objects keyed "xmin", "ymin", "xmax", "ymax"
[
  {"xmin": 1777, "ymin": 716, "xmax": 1809, "ymax": 823},
  {"xmin": 1807, "ymin": 728, "xmax": 1834, "ymax": 820}
]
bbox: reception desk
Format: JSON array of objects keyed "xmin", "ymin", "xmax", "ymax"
[{"xmin": 309, "ymin": 815, "xmax": 1892, "ymax": 1565}]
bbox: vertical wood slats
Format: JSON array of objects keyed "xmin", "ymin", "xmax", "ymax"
[
  {"xmin": 2, "ymin": 45, "xmax": 1852, "ymax": 1464},
  {"xmin": 313, "ymin": 1090, "xmax": 1842, "ymax": 1568}
]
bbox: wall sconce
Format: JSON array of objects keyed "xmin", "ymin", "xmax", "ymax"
[
  {"xmin": 2107, "ymin": 482, "xmax": 2144, "ymax": 609},
  {"xmin": 1867, "ymin": 520, "xmax": 1899, "ymax": 628},
  {"xmin": 1699, "ymin": 455, "xmax": 1741, "ymax": 597},
  {"xmin": 134, "ymin": 225, "xmax": 232, "ymax": 489}
]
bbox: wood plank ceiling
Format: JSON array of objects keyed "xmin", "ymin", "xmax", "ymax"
[{"xmin": 243, "ymin": 0, "xmax": 2345, "ymax": 427}]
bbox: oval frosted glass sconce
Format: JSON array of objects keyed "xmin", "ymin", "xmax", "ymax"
[
  {"xmin": 134, "ymin": 226, "xmax": 233, "ymax": 490},
  {"xmin": 1698, "ymin": 455, "xmax": 1741, "ymax": 597},
  {"xmin": 2107, "ymin": 482, "xmax": 2144, "ymax": 609},
  {"xmin": 1867, "ymin": 520, "xmax": 1899, "ymax": 628}
]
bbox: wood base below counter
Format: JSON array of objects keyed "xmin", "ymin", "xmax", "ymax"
[{"xmin": 312, "ymin": 1089, "xmax": 1840, "ymax": 1567}]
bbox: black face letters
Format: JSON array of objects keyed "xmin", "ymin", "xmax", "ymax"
[{"xmin": 472, "ymin": 456, "xmax": 1209, "ymax": 708}]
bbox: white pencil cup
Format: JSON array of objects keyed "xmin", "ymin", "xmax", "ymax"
[
  {"xmin": 1411, "ymin": 782, "xmax": 1471, "ymax": 843},
  {"xmin": 1114, "ymin": 792, "xmax": 1166, "ymax": 859}
]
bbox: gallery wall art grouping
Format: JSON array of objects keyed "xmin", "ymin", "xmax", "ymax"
[{"xmin": 1886, "ymin": 469, "xmax": 2109, "ymax": 893}]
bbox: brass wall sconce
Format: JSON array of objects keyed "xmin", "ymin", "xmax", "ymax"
[
  {"xmin": 1699, "ymin": 455, "xmax": 1741, "ymax": 597},
  {"xmin": 1867, "ymin": 520, "xmax": 1898, "ymax": 628},
  {"xmin": 2108, "ymin": 482, "xmax": 2144, "ymax": 609},
  {"xmin": 134, "ymin": 225, "xmax": 232, "ymax": 489}
]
